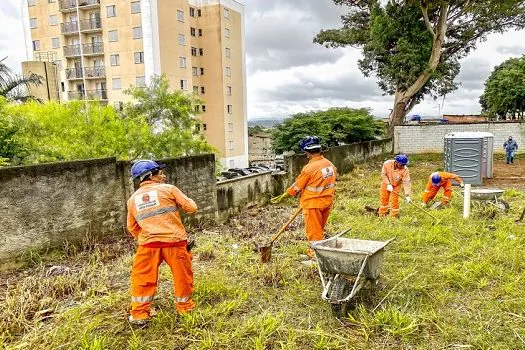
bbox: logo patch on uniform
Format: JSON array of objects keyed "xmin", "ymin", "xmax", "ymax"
[
  {"xmin": 321, "ymin": 166, "xmax": 335, "ymax": 179},
  {"xmin": 135, "ymin": 190, "xmax": 160, "ymax": 211}
]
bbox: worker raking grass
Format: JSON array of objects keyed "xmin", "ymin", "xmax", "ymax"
[
  {"xmin": 422, "ymin": 171, "xmax": 464, "ymax": 207},
  {"xmin": 379, "ymin": 154, "xmax": 412, "ymax": 218},
  {"xmin": 126, "ymin": 160, "xmax": 198, "ymax": 325}
]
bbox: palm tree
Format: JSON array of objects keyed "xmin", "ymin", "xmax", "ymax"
[{"xmin": 0, "ymin": 59, "xmax": 43, "ymax": 102}]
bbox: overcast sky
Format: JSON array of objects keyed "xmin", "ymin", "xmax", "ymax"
[{"xmin": 1, "ymin": 0, "xmax": 525, "ymax": 120}]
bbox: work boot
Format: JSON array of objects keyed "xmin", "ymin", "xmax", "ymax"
[
  {"xmin": 306, "ymin": 248, "xmax": 316, "ymax": 260},
  {"xmin": 128, "ymin": 315, "xmax": 149, "ymax": 326}
]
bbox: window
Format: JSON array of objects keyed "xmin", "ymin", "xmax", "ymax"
[
  {"xmin": 107, "ymin": 5, "xmax": 116, "ymax": 18},
  {"xmin": 110, "ymin": 54, "xmax": 120, "ymax": 66},
  {"xmin": 192, "ymin": 67, "xmax": 198, "ymax": 76},
  {"xmin": 228, "ymin": 123, "xmax": 233, "ymax": 132},
  {"xmin": 178, "ymin": 33, "xmax": 185, "ymax": 45},
  {"xmin": 179, "ymin": 56, "xmax": 187, "ymax": 68},
  {"xmin": 225, "ymin": 28, "xmax": 230, "ymax": 38},
  {"xmin": 32, "ymin": 40, "xmax": 40, "ymax": 51},
  {"xmin": 30, "ymin": 18, "xmax": 37, "ymax": 29},
  {"xmin": 108, "ymin": 30, "xmax": 118, "ymax": 42},
  {"xmin": 225, "ymin": 67, "xmax": 231, "ymax": 77},
  {"xmin": 112, "ymin": 78, "xmax": 122, "ymax": 90},
  {"xmin": 54, "ymin": 60, "xmax": 62, "ymax": 70},
  {"xmin": 189, "ymin": 7, "xmax": 195, "ymax": 17},
  {"xmin": 193, "ymin": 86, "xmax": 199, "ymax": 93},
  {"xmin": 198, "ymin": 29, "xmax": 203, "ymax": 37},
  {"xmin": 48, "ymin": 0, "xmax": 56, "ymax": 3},
  {"xmin": 228, "ymin": 141, "xmax": 234, "ymax": 150},
  {"xmin": 177, "ymin": 10, "xmax": 184, "ymax": 22},
  {"xmin": 199, "ymin": 48, "xmax": 203, "ymax": 56},
  {"xmin": 194, "ymin": 105, "xmax": 200, "ymax": 113},
  {"xmin": 114, "ymin": 101, "xmax": 123, "ymax": 110},
  {"xmin": 202, "ymin": 105, "xmax": 206, "ymax": 112},
  {"xmin": 180, "ymin": 79, "xmax": 188, "ymax": 90},
  {"xmin": 49, "ymin": 15, "xmax": 58, "ymax": 26},
  {"xmin": 224, "ymin": 8, "xmax": 230, "ymax": 19},
  {"xmin": 203, "ymin": 123, "xmax": 207, "ymax": 131},
  {"xmin": 200, "ymin": 68, "xmax": 204, "ymax": 75},
  {"xmin": 190, "ymin": 27, "xmax": 196, "ymax": 37},
  {"xmin": 200, "ymin": 86, "xmax": 205, "ymax": 94},
  {"xmin": 225, "ymin": 47, "xmax": 231, "ymax": 58},
  {"xmin": 131, "ymin": 1, "xmax": 141, "ymax": 14},
  {"xmin": 28, "ymin": 0, "xmax": 36, "ymax": 6},
  {"xmin": 229, "ymin": 159, "xmax": 234, "ymax": 167},
  {"xmin": 227, "ymin": 105, "xmax": 233, "ymax": 114},
  {"xmin": 197, "ymin": 9, "xmax": 202, "ymax": 17},
  {"xmin": 136, "ymin": 76, "xmax": 146, "ymax": 87},
  {"xmin": 52, "ymin": 37, "xmax": 60, "ymax": 49},
  {"xmin": 191, "ymin": 47, "xmax": 197, "ymax": 56},
  {"xmin": 61, "ymin": 82, "xmax": 65, "ymax": 92},
  {"xmin": 226, "ymin": 86, "xmax": 232, "ymax": 95},
  {"xmin": 134, "ymin": 51, "xmax": 144, "ymax": 64},
  {"xmin": 132, "ymin": 27, "xmax": 143, "ymax": 39}
]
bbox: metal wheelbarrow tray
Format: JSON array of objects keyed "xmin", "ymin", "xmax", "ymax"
[
  {"xmin": 311, "ymin": 231, "xmax": 395, "ymax": 318},
  {"xmin": 463, "ymin": 188, "xmax": 509, "ymax": 211}
]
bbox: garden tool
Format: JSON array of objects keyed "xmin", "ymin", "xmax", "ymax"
[
  {"xmin": 259, "ymin": 207, "xmax": 302, "ymax": 263},
  {"xmin": 270, "ymin": 192, "xmax": 290, "ymax": 204},
  {"xmin": 391, "ymin": 190, "xmax": 440, "ymax": 224}
]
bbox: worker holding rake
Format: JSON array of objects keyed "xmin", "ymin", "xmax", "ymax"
[
  {"xmin": 422, "ymin": 171, "xmax": 464, "ymax": 207},
  {"xmin": 379, "ymin": 154, "xmax": 412, "ymax": 218},
  {"xmin": 282, "ymin": 136, "xmax": 337, "ymax": 259}
]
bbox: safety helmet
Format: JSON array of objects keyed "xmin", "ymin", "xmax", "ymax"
[
  {"xmin": 299, "ymin": 136, "xmax": 322, "ymax": 152},
  {"xmin": 130, "ymin": 160, "xmax": 166, "ymax": 181},
  {"xmin": 431, "ymin": 172, "xmax": 442, "ymax": 185},
  {"xmin": 394, "ymin": 154, "xmax": 409, "ymax": 166}
]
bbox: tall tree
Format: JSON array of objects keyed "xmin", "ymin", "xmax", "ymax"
[
  {"xmin": 315, "ymin": 0, "xmax": 525, "ymax": 135},
  {"xmin": 479, "ymin": 56, "xmax": 525, "ymax": 120},
  {"xmin": 0, "ymin": 61, "xmax": 43, "ymax": 102}
]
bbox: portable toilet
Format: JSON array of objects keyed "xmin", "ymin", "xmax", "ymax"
[{"xmin": 444, "ymin": 132, "xmax": 494, "ymax": 185}]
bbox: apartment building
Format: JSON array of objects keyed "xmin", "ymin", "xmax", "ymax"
[{"xmin": 22, "ymin": 0, "xmax": 248, "ymax": 168}]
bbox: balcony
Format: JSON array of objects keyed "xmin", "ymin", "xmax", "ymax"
[
  {"xmin": 65, "ymin": 67, "xmax": 83, "ymax": 80},
  {"xmin": 83, "ymin": 42, "xmax": 104, "ymax": 56},
  {"xmin": 59, "ymin": 0, "xmax": 100, "ymax": 12},
  {"xmin": 68, "ymin": 89, "xmax": 107, "ymax": 101},
  {"xmin": 84, "ymin": 66, "xmax": 105, "ymax": 79},
  {"xmin": 61, "ymin": 21, "xmax": 79, "ymax": 35},
  {"xmin": 63, "ymin": 44, "xmax": 81, "ymax": 58},
  {"xmin": 79, "ymin": 18, "xmax": 102, "ymax": 33}
]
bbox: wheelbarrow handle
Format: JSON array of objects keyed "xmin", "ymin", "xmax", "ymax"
[{"xmin": 269, "ymin": 207, "xmax": 302, "ymax": 243}]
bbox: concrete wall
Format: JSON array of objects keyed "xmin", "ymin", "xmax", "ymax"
[
  {"xmin": 284, "ymin": 139, "xmax": 393, "ymax": 184},
  {"xmin": 394, "ymin": 122, "xmax": 525, "ymax": 154}
]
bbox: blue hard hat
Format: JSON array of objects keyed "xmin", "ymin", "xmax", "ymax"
[
  {"xmin": 394, "ymin": 154, "xmax": 409, "ymax": 166},
  {"xmin": 131, "ymin": 160, "xmax": 166, "ymax": 180},
  {"xmin": 431, "ymin": 172, "xmax": 442, "ymax": 185},
  {"xmin": 299, "ymin": 136, "xmax": 321, "ymax": 152}
]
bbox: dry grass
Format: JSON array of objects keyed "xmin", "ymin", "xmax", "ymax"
[{"xmin": 1, "ymin": 154, "xmax": 524, "ymax": 349}]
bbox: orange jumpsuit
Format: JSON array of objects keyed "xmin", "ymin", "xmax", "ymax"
[
  {"xmin": 127, "ymin": 180, "xmax": 197, "ymax": 320},
  {"xmin": 422, "ymin": 172, "xmax": 462, "ymax": 205},
  {"xmin": 287, "ymin": 155, "xmax": 337, "ymax": 243},
  {"xmin": 379, "ymin": 160, "xmax": 412, "ymax": 217}
]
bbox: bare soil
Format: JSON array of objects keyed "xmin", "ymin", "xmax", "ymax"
[{"xmin": 484, "ymin": 159, "xmax": 525, "ymax": 190}]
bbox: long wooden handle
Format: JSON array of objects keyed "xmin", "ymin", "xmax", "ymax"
[
  {"xmin": 270, "ymin": 207, "xmax": 302, "ymax": 243},
  {"xmin": 391, "ymin": 190, "xmax": 439, "ymax": 221}
]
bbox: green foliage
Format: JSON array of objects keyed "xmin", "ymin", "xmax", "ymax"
[
  {"xmin": 0, "ymin": 75, "xmax": 213, "ymax": 166},
  {"xmin": 0, "ymin": 61, "xmax": 43, "ymax": 102},
  {"xmin": 248, "ymin": 125, "xmax": 266, "ymax": 136},
  {"xmin": 479, "ymin": 56, "xmax": 525, "ymax": 120},
  {"xmin": 271, "ymin": 107, "xmax": 384, "ymax": 153}
]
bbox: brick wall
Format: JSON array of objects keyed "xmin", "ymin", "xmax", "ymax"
[{"xmin": 394, "ymin": 122, "xmax": 525, "ymax": 154}]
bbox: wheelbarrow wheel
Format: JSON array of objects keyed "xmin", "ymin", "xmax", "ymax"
[
  {"xmin": 494, "ymin": 199, "xmax": 510, "ymax": 212},
  {"xmin": 328, "ymin": 277, "xmax": 351, "ymax": 318}
]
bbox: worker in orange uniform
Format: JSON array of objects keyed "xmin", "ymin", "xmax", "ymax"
[
  {"xmin": 285, "ymin": 136, "xmax": 337, "ymax": 259},
  {"xmin": 422, "ymin": 171, "xmax": 464, "ymax": 207},
  {"xmin": 127, "ymin": 160, "xmax": 197, "ymax": 325},
  {"xmin": 379, "ymin": 154, "xmax": 412, "ymax": 218}
]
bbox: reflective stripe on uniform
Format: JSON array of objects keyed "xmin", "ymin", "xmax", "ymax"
[
  {"xmin": 131, "ymin": 295, "xmax": 154, "ymax": 303},
  {"xmin": 424, "ymin": 190, "xmax": 431, "ymax": 193},
  {"xmin": 391, "ymin": 208, "xmax": 400, "ymax": 212},
  {"xmin": 305, "ymin": 183, "xmax": 336, "ymax": 192},
  {"xmin": 379, "ymin": 205, "xmax": 390, "ymax": 209},
  {"xmin": 443, "ymin": 196, "xmax": 450, "ymax": 199},
  {"xmin": 136, "ymin": 206, "xmax": 178, "ymax": 221},
  {"xmin": 175, "ymin": 295, "xmax": 191, "ymax": 303}
]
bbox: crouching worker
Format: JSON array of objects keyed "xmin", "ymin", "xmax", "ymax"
[
  {"xmin": 379, "ymin": 154, "xmax": 412, "ymax": 218},
  {"xmin": 286, "ymin": 136, "xmax": 337, "ymax": 259},
  {"xmin": 127, "ymin": 160, "xmax": 197, "ymax": 325},
  {"xmin": 422, "ymin": 171, "xmax": 464, "ymax": 207}
]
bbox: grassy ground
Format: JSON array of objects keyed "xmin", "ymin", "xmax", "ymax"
[{"xmin": 1, "ymin": 154, "xmax": 525, "ymax": 349}]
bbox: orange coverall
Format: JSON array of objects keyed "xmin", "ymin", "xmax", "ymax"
[
  {"xmin": 127, "ymin": 181, "xmax": 197, "ymax": 320},
  {"xmin": 287, "ymin": 155, "xmax": 337, "ymax": 243},
  {"xmin": 422, "ymin": 172, "xmax": 462, "ymax": 205},
  {"xmin": 379, "ymin": 160, "xmax": 412, "ymax": 217}
]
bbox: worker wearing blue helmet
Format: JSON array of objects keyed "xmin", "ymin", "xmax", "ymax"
[{"xmin": 379, "ymin": 154, "xmax": 412, "ymax": 218}]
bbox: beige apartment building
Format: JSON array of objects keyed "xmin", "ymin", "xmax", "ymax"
[{"xmin": 22, "ymin": 0, "xmax": 248, "ymax": 168}]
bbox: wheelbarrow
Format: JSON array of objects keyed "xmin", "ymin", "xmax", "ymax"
[
  {"xmin": 310, "ymin": 230, "xmax": 395, "ymax": 318},
  {"xmin": 462, "ymin": 188, "xmax": 510, "ymax": 211}
]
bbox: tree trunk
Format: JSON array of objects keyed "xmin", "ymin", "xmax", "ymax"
[{"xmin": 388, "ymin": 95, "xmax": 409, "ymax": 136}]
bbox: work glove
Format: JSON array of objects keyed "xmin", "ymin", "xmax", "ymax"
[
  {"xmin": 270, "ymin": 192, "xmax": 290, "ymax": 204},
  {"xmin": 405, "ymin": 196, "xmax": 412, "ymax": 204},
  {"xmin": 460, "ymin": 182, "xmax": 465, "ymax": 188},
  {"xmin": 386, "ymin": 184, "xmax": 394, "ymax": 192}
]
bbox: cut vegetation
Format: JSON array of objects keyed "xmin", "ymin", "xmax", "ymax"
[{"xmin": 1, "ymin": 154, "xmax": 524, "ymax": 349}]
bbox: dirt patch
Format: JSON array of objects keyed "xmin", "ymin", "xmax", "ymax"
[{"xmin": 484, "ymin": 159, "xmax": 525, "ymax": 190}]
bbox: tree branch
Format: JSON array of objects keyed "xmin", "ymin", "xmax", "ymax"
[{"xmin": 420, "ymin": 4, "xmax": 436, "ymax": 39}]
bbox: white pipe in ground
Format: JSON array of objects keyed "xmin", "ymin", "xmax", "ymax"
[{"xmin": 463, "ymin": 184, "xmax": 471, "ymax": 219}]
